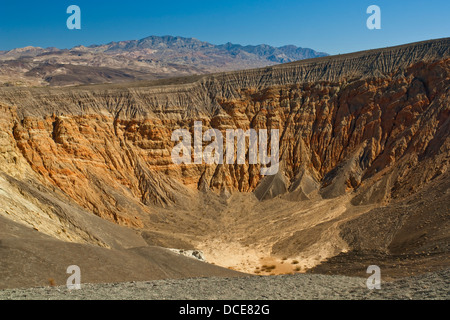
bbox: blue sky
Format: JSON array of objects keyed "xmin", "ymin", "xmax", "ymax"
[{"xmin": 0, "ymin": 0, "xmax": 448, "ymax": 54}]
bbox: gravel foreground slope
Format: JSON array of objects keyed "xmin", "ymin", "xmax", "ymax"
[{"xmin": 1, "ymin": 269, "xmax": 448, "ymax": 300}]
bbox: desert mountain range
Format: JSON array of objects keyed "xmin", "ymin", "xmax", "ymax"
[
  {"xmin": 0, "ymin": 37, "xmax": 449, "ymax": 289},
  {"xmin": 0, "ymin": 35, "xmax": 327, "ymax": 87}
]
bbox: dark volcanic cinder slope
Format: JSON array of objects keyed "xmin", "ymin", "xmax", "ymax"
[
  {"xmin": 0, "ymin": 216, "xmax": 243, "ymax": 289},
  {"xmin": 0, "ymin": 38, "xmax": 448, "ymax": 284},
  {"xmin": 308, "ymin": 171, "xmax": 450, "ymax": 279}
]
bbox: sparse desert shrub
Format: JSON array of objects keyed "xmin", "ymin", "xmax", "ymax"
[
  {"xmin": 291, "ymin": 260, "xmax": 299, "ymax": 265},
  {"xmin": 260, "ymin": 264, "xmax": 277, "ymax": 273}
]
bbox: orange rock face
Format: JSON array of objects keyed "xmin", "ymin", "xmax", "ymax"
[{"xmin": 0, "ymin": 40, "xmax": 449, "ymax": 228}]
